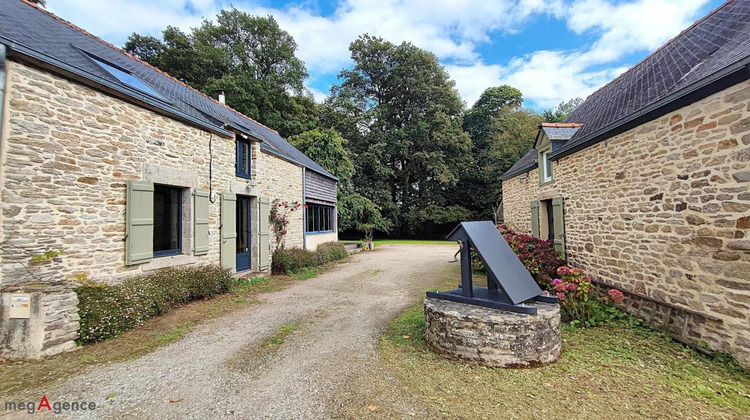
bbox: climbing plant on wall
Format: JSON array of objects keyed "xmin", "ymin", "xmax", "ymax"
[{"xmin": 270, "ymin": 199, "xmax": 303, "ymax": 250}]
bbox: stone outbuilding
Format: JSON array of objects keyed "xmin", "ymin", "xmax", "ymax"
[
  {"xmin": 0, "ymin": 2, "xmax": 338, "ymax": 358},
  {"xmin": 501, "ymin": 0, "xmax": 750, "ymax": 367}
]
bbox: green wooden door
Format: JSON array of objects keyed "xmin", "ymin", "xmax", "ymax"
[
  {"xmin": 221, "ymin": 192, "xmax": 237, "ymax": 272},
  {"xmin": 259, "ymin": 197, "xmax": 270, "ymax": 271}
]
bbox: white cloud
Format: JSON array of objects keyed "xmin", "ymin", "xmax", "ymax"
[
  {"xmin": 47, "ymin": 0, "xmax": 218, "ymax": 44},
  {"xmin": 305, "ymin": 85, "xmax": 329, "ymax": 103},
  {"xmin": 46, "ymin": 0, "xmax": 715, "ymax": 109},
  {"xmin": 565, "ymin": 0, "xmax": 710, "ymax": 64},
  {"xmin": 447, "ymin": 0, "xmax": 711, "ymax": 107}
]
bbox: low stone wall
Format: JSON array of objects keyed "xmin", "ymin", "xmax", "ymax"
[{"xmin": 424, "ymin": 297, "xmax": 561, "ymax": 367}]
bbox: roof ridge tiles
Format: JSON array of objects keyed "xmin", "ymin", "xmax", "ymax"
[{"xmin": 19, "ymin": 0, "xmax": 281, "ymax": 136}]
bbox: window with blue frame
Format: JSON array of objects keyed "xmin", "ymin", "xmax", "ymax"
[
  {"xmin": 305, "ymin": 204, "xmax": 334, "ymax": 234},
  {"xmin": 236, "ymin": 139, "xmax": 251, "ymax": 179},
  {"xmin": 153, "ymin": 184, "xmax": 182, "ymax": 257},
  {"xmin": 87, "ymin": 55, "xmax": 167, "ymax": 101}
]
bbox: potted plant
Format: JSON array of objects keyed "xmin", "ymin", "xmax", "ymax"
[{"xmin": 362, "ymin": 224, "xmax": 375, "ymax": 249}]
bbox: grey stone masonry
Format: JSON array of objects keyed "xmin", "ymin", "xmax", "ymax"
[
  {"xmin": 502, "ymin": 80, "xmax": 750, "ymax": 368},
  {"xmin": 424, "ymin": 297, "xmax": 561, "ymax": 368}
]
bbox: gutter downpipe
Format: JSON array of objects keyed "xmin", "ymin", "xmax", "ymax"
[
  {"xmin": 0, "ymin": 44, "xmax": 7, "ymax": 146},
  {"xmin": 0, "ymin": 44, "xmax": 7, "ymax": 279},
  {"xmin": 302, "ymin": 167, "xmax": 307, "ymax": 250}
]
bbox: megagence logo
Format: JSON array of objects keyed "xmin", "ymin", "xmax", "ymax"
[{"xmin": 4, "ymin": 395, "xmax": 96, "ymax": 414}]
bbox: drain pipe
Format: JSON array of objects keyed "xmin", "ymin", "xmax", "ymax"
[
  {"xmin": 0, "ymin": 44, "xmax": 7, "ymax": 144},
  {"xmin": 302, "ymin": 167, "xmax": 307, "ymax": 250}
]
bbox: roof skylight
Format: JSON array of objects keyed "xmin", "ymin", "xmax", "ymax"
[{"xmin": 89, "ymin": 56, "xmax": 166, "ymax": 101}]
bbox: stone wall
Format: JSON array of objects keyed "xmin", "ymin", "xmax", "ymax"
[
  {"xmin": 424, "ymin": 297, "xmax": 561, "ymax": 367},
  {"xmin": 260, "ymin": 151, "xmax": 304, "ymax": 252},
  {"xmin": 502, "ymin": 80, "xmax": 750, "ymax": 367},
  {"xmin": 0, "ymin": 61, "xmax": 307, "ymax": 357},
  {"xmin": 501, "ymin": 172, "xmax": 539, "ymax": 233}
]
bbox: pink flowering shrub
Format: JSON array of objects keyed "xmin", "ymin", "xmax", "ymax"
[
  {"xmin": 608, "ymin": 288, "xmax": 625, "ymax": 304},
  {"xmin": 491, "ymin": 225, "xmax": 630, "ymax": 327},
  {"xmin": 270, "ymin": 199, "xmax": 303, "ymax": 250},
  {"xmin": 496, "ymin": 224, "xmax": 566, "ymax": 289},
  {"xmin": 553, "ymin": 266, "xmax": 593, "ymax": 322},
  {"xmin": 553, "ymin": 265, "xmax": 628, "ymax": 326}
]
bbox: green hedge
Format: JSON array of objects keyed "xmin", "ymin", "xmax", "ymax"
[
  {"xmin": 272, "ymin": 241, "xmax": 348, "ymax": 274},
  {"xmin": 76, "ymin": 265, "xmax": 233, "ymax": 343}
]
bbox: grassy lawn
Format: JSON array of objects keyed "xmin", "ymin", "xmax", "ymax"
[
  {"xmin": 0, "ymin": 261, "xmax": 347, "ymax": 398},
  {"xmin": 380, "ymin": 303, "xmax": 750, "ymax": 419}
]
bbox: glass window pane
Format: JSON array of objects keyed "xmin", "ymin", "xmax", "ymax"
[
  {"xmin": 153, "ymin": 185, "xmax": 181, "ymax": 254},
  {"xmin": 90, "ymin": 57, "xmax": 166, "ymax": 101},
  {"xmin": 242, "ymin": 144, "xmax": 249, "ymax": 174}
]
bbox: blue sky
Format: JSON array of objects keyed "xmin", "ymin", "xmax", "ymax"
[{"xmin": 47, "ymin": 0, "xmax": 724, "ymax": 110}]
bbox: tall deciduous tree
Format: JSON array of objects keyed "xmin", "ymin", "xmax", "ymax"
[
  {"xmin": 124, "ymin": 8, "xmax": 314, "ymax": 138},
  {"xmin": 288, "ymin": 128, "xmax": 389, "ymax": 240},
  {"xmin": 326, "ymin": 35, "xmax": 472, "ymax": 236},
  {"xmin": 453, "ymin": 86, "xmax": 542, "ymax": 220},
  {"xmin": 542, "ymin": 97, "xmax": 584, "ymax": 122},
  {"xmin": 287, "ymin": 128, "xmax": 354, "ymax": 189}
]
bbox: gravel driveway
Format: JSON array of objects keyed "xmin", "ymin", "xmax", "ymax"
[{"xmin": 16, "ymin": 244, "xmax": 457, "ymax": 419}]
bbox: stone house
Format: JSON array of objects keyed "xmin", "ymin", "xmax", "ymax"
[
  {"xmin": 501, "ymin": 0, "xmax": 750, "ymax": 367},
  {"xmin": 0, "ymin": 2, "xmax": 338, "ymax": 358}
]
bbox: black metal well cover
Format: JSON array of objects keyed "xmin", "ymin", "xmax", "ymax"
[{"xmin": 446, "ymin": 221, "xmax": 543, "ymax": 305}]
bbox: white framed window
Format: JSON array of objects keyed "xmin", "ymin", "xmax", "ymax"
[{"xmin": 542, "ymin": 150, "xmax": 552, "ymax": 182}]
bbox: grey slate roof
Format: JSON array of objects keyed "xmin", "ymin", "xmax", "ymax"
[
  {"xmin": 502, "ymin": 149, "xmax": 537, "ymax": 178},
  {"xmin": 502, "ymin": 0, "xmax": 750, "ymax": 180},
  {"xmin": 0, "ymin": 0, "xmax": 336, "ymax": 180},
  {"xmin": 541, "ymin": 126, "xmax": 579, "ymax": 141},
  {"xmin": 557, "ymin": 0, "xmax": 750, "ymax": 157}
]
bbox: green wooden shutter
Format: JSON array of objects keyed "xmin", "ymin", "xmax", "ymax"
[
  {"xmin": 194, "ymin": 189, "xmax": 209, "ymax": 256},
  {"xmin": 220, "ymin": 192, "xmax": 236, "ymax": 272},
  {"xmin": 259, "ymin": 197, "xmax": 270, "ymax": 271},
  {"xmin": 530, "ymin": 200, "xmax": 540, "ymax": 238},
  {"xmin": 126, "ymin": 180, "xmax": 154, "ymax": 265},
  {"xmin": 552, "ymin": 197, "xmax": 565, "ymax": 258}
]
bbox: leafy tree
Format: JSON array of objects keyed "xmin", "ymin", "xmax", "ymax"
[
  {"xmin": 287, "ymin": 128, "xmax": 354, "ymax": 189},
  {"xmin": 337, "ymin": 194, "xmax": 391, "ymax": 242},
  {"xmin": 542, "ymin": 97, "xmax": 583, "ymax": 122},
  {"xmin": 490, "ymin": 108, "xmax": 544, "ymax": 177},
  {"xmin": 124, "ymin": 8, "xmax": 314, "ymax": 137},
  {"xmin": 123, "ymin": 33, "xmax": 164, "ymax": 64},
  {"xmin": 325, "ymin": 35, "xmax": 472, "ymax": 236},
  {"xmin": 453, "ymin": 86, "xmax": 542, "ymax": 220},
  {"xmin": 463, "ymin": 85, "xmax": 523, "ymax": 141},
  {"xmin": 288, "ymin": 129, "xmax": 388, "ymax": 240}
]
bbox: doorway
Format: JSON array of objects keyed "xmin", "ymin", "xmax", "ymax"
[{"xmin": 236, "ymin": 196, "xmax": 252, "ymax": 271}]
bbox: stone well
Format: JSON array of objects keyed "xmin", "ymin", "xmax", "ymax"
[{"xmin": 424, "ymin": 296, "xmax": 561, "ymax": 367}]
